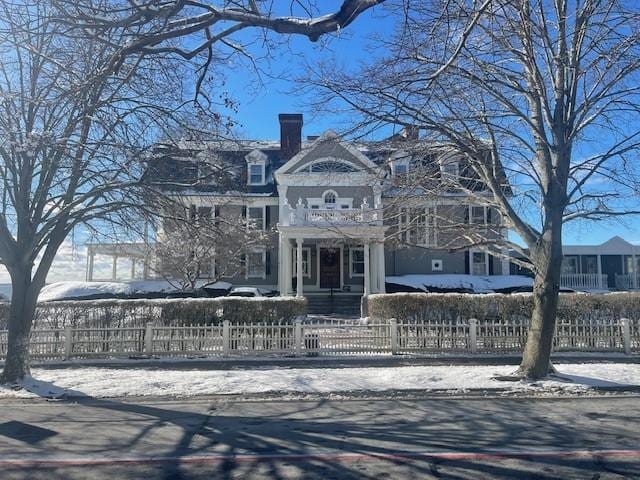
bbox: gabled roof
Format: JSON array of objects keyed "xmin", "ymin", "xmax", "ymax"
[{"xmin": 275, "ymin": 130, "xmax": 379, "ymax": 176}]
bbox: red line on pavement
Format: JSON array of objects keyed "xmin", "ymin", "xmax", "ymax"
[{"xmin": 2, "ymin": 449, "xmax": 640, "ymax": 468}]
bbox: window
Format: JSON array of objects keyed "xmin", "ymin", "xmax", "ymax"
[
  {"xmin": 323, "ymin": 191, "xmax": 337, "ymax": 205},
  {"xmin": 292, "ymin": 248, "xmax": 311, "ymax": 277},
  {"xmin": 247, "ymin": 249, "xmax": 266, "ymax": 279},
  {"xmin": 393, "ymin": 163, "xmax": 409, "ymax": 176},
  {"xmin": 470, "ymin": 206, "xmax": 486, "ymax": 224},
  {"xmin": 471, "ymin": 251, "xmax": 488, "ymax": 276},
  {"xmin": 248, "ymin": 164, "xmax": 265, "ymax": 185},
  {"xmin": 582, "ymin": 255, "xmax": 598, "ymax": 274},
  {"xmin": 247, "ymin": 206, "xmax": 266, "ymax": 230},
  {"xmin": 308, "ymin": 160, "xmax": 357, "ymax": 173},
  {"xmin": 350, "ymin": 248, "xmax": 365, "ymax": 277},
  {"xmin": 399, "ymin": 207, "xmax": 437, "ymax": 246},
  {"xmin": 562, "ymin": 256, "xmax": 579, "ymax": 275}
]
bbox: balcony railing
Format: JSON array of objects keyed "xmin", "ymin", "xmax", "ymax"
[
  {"xmin": 560, "ymin": 273, "xmax": 608, "ymax": 290},
  {"xmin": 280, "ymin": 199, "xmax": 382, "ymax": 227},
  {"xmin": 615, "ymin": 273, "xmax": 640, "ymax": 291}
]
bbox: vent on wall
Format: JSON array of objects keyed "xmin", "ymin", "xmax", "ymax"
[{"xmin": 431, "ymin": 259, "xmax": 443, "ymax": 271}]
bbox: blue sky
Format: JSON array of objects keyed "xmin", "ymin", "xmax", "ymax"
[{"xmin": 0, "ymin": 3, "xmax": 638, "ymax": 286}]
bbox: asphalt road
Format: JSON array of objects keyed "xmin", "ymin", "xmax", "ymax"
[{"xmin": 0, "ymin": 394, "xmax": 639, "ymax": 479}]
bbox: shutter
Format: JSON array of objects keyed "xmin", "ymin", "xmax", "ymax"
[
  {"xmin": 464, "ymin": 251, "xmax": 470, "ymax": 274},
  {"xmin": 214, "ymin": 205, "xmax": 220, "ymax": 225},
  {"xmin": 463, "ymin": 205, "xmax": 469, "ymax": 224},
  {"xmin": 189, "ymin": 204, "xmax": 196, "ymax": 221},
  {"xmin": 265, "ymin": 250, "xmax": 271, "ymax": 275},
  {"xmin": 488, "ymin": 254, "xmax": 495, "ymax": 275},
  {"xmin": 265, "ymin": 206, "xmax": 271, "ymax": 228},
  {"xmin": 486, "ymin": 208, "xmax": 492, "ymax": 225},
  {"xmin": 241, "ymin": 206, "xmax": 247, "ymax": 218},
  {"xmin": 240, "ymin": 253, "xmax": 246, "ymax": 266}
]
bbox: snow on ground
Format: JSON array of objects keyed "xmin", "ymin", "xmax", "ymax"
[
  {"xmin": 37, "ymin": 279, "xmax": 233, "ymax": 302},
  {"xmin": 386, "ymin": 274, "xmax": 533, "ymax": 293},
  {"xmin": 1, "ymin": 363, "xmax": 638, "ymax": 399}
]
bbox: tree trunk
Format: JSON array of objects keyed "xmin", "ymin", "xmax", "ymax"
[
  {"xmin": 0, "ymin": 269, "xmax": 39, "ymax": 384},
  {"xmin": 517, "ymin": 222, "xmax": 564, "ymax": 379}
]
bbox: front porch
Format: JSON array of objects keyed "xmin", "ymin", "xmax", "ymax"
[{"xmin": 277, "ymin": 224, "xmax": 386, "ymax": 300}]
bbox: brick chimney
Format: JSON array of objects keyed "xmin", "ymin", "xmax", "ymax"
[{"xmin": 279, "ymin": 113, "xmax": 303, "ymax": 161}]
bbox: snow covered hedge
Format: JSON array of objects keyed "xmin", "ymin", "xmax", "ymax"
[
  {"xmin": 368, "ymin": 292, "xmax": 640, "ymax": 324},
  {"xmin": 0, "ymin": 297, "xmax": 307, "ymax": 329}
]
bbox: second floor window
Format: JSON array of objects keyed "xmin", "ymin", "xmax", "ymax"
[
  {"xmin": 247, "ymin": 206, "xmax": 266, "ymax": 230},
  {"xmin": 399, "ymin": 207, "xmax": 437, "ymax": 246}
]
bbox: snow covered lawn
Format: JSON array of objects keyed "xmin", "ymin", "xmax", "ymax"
[{"xmin": 2, "ymin": 363, "xmax": 639, "ymax": 399}]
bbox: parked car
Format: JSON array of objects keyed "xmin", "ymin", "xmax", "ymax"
[{"xmin": 227, "ymin": 287, "xmax": 266, "ymax": 298}]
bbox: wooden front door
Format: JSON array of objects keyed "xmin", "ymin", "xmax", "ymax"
[{"xmin": 320, "ymin": 248, "xmax": 341, "ymax": 289}]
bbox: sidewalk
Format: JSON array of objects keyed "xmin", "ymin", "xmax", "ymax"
[
  {"xmin": 19, "ymin": 351, "xmax": 640, "ymax": 371},
  {"xmin": 2, "ymin": 361, "xmax": 640, "ymax": 400}
]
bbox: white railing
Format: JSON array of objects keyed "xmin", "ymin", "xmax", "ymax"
[
  {"xmin": 0, "ymin": 317, "xmax": 637, "ymax": 361},
  {"xmin": 560, "ymin": 273, "xmax": 608, "ymax": 290},
  {"xmin": 615, "ymin": 273, "xmax": 640, "ymax": 291},
  {"xmin": 280, "ymin": 199, "xmax": 382, "ymax": 227}
]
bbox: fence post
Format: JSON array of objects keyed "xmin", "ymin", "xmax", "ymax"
[
  {"xmin": 294, "ymin": 319, "xmax": 303, "ymax": 356},
  {"xmin": 223, "ymin": 320, "xmax": 230, "ymax": 357},
  {"xmin": 390, "ymin": 318, "xmax": 398, "ymax": 355},
  {"xmin": 621, "ymin": 318, "xmax": 631, "ymax": 354},
  {"xmin": 64, "ymin": 325, "xmax": 72, "ymax": 360},
  {"xmin": 469, "ymin": 318, "xmax": 478, "ymax": 354},
  {"xmin": 145, "ymin": 322, "xmax": 153, "ymax": 356}
]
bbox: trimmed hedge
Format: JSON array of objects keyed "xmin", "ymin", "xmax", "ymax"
[
  {"xmin": 0, "ymin": 297, "xmax": 307, "ymax": 329},
  {"xmin": 367, "ymin": 292, "xmax": 640, "ymax": 324}
]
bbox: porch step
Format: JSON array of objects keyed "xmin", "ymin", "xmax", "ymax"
[{"xmin": 306, "ymin": 295, "xmax": 362, "ymax": 315}]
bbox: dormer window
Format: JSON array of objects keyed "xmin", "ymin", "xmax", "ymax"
[
  {"xmin": 441, "ymin": 160, "xmax": 460, "ymax": 180},
  {"xmin": 390, "ymin": 150, "xmax": 410, "ymax": 176},
  {"xmin": 393, "ymin": 163, "xmax": 409, "ymax": 176},
  {"xmin": 248, "ymin": 164, "xmax": 265, "ymax": 185},
  {"xmin": 245, "ymin": 149, "xmax": 268, "ymax": 186}
]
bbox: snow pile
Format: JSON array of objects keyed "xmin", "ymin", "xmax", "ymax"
[
  {"xmin": 387, "ymin": 274, "xmax": 533, "ymax": 293},
  {"xmin": 38, "ymin": 280, "xmax": 233, "ymax": 302},
  {"xmin": 2, "ymin": 363, "xmax": 638, "ymax": 399},
  {"xmin": 38, "ymin": 281, "xmax": 133, "ymax": 302}
]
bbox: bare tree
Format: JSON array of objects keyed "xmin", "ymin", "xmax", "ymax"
[
  {"xmin": 0, "ymin": 0, "xmax": 380, "ymax": 384},
  {"xmin": 154, "ymin": 201, "xmax": 269, "ymax": 291},
  {"xmin": 306, "ymin": 0, "xmax": 640, "ymax": 378}
]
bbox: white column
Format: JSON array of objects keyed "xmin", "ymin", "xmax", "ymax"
[
  {"xmin": 277, "ymin": 234, "xmax": 284, "ymax": 294},
  {"xmin": 370, "ymin": 243, "xmax": 378, "ymax": 293},
  {"xmin": 597, "ymin": 254, "xmax": 603, "ymax": 288},
  {"xmin": 633, "ymin": 254, "xmax": 638, "ymax": 290},
  {"xmin": 112, "ymin": 255, "xmax": 118, "ymax": 281},
  {"xmin": 296, "ymin": 238, "xmax": 304, "ymax": 298},
  {"xmin": 501, "ymin": 247, "xmax": 511, "ymax": 276},
  {"xmin": 130, "ymin": 259, "xmax": 136, "ymax": 279},
  {"xmin": 281, "ymin": 238, "xmax": 292, "ymax": 296},
  {"xmin": 86, "ymin": 246, "xmax": 95, "ymax": 282},
  {"xmin": 377, "ymin": 241, "xmax": 386, "ymax": 293},
  {"xmin": 363, "ymin": 242, "xmax": 370, "ymax": 296}
]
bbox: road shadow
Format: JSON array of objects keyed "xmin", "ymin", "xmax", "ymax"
[{"xmin": 1, "ymin": 382, "xmax": 639, "ymax": 479}]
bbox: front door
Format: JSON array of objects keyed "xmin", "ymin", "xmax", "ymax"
[{"xmin": 320, "ymin": 248, "xmax": 341, "ymax": 289}]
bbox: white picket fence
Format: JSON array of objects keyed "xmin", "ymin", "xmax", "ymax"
[{"xmin": 0, "ymin": 318, "xmax": 637, "ymax": 362}]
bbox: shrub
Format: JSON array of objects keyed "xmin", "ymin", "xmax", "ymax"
[
  {"xmin": 0, "ymin": 297, "xmax": 307, "ymax": 330},
  {"xmin": 367, "ymin": 292, "xmax": 640, "ymax": 324}
]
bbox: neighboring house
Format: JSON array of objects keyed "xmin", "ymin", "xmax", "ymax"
[
  {"xmin": 510, "ymin": 236, "xmax": 640, "ymax": 291},
  {"xmin": 86, "ymin": 113, "xmax": 512, "ymax": 306}
]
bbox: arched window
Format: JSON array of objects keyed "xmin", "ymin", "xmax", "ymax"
[
  {"xmin": 308, "ymin": 160, "xmax": 357, "ymax": 173},
  {"xmin": 323, "ymin": 191, "xmax": 337, "ymax": 205}
]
